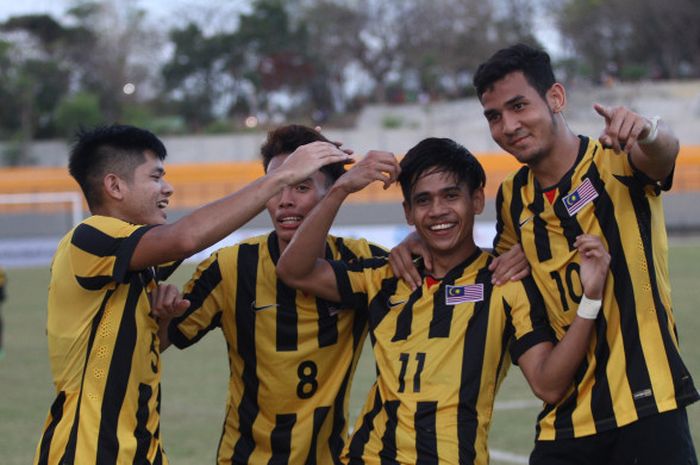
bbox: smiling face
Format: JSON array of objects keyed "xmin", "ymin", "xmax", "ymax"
[
  {"xmin": 265, "ymin": 153, "xmax": 331, "ymax": 251},
  {"xmin": 403, "ymin": 168, "xmax": 484, "ymax": 272},
  {"xmin": 120, "ymin": 150, "xmax": 173, "ymax": 225},
  {"xmin": 480, "ymin": 71, "xmax": 564, "ymax": 168}
]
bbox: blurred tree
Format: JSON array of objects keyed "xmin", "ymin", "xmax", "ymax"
[
  {"xmin": 237, "ymin": 0, "xmax": 321, "ymax": 118},
  {"xmin": 65, "ymin": 0, "xmax": 165, "ymax": 122},
  {"xmin": 302, "ymin": 0, "xmax": 539, "ymax": 104},
  {"xmin": 300, "ymin": 1, "xmax": 358, "ymax": 114},
  {"xmin": 162, "ymin": 23, "xmax": 237, "ymax": 130},
  {"xmin": 0, "ymin": 15, "xmax": 74, "ymax": 162},
  {"xmin": 55, "ymin": 92, "xmax": 104, "ymax": 137},
  {"xmin": 553, "ymin": 0, "xmax": 700, "ymax": 80}
]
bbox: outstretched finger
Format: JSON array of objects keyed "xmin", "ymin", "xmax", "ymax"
[{"xmin": 593, "ymin": 103, "xmax": 612, "ymax": 122}]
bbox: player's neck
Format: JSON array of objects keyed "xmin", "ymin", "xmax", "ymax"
[
  {"xmin": 92, "ymin": 204, "xmax": 131, "ymax": 224},
  {"xmin": 530, "ymin": 130, "xmax": 580, "ymax": 189},
  {"xmin": 429, "ymin": 242, "xmax": 477, "ymax": 278}
]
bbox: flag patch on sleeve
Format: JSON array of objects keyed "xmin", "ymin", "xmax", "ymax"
[{"xmin": 562, "ymin": 178, "xmax": 599, "ymax": 216}]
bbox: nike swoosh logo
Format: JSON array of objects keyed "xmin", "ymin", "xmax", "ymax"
[
  {"xmin": 251, "ymin": 301, "xmax": 279, "ymax": 312},
  {"xmin": 388, "ymin": 299, "xmax": 407, "ymax": 308},
  {"xmin": 518, "ymin": 215, "xmax": 535, "ymax": 228}
]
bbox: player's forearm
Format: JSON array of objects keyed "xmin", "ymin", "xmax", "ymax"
[
  {"xmin": 158, "ymin": 319, "xmax": 172, "ymax": 352},
  {"xmin": 278, "ymin": 185, "xmax": 348, "ymax": 280},
  {"xmin": 632, "ymin": 119, "xmax": 679, "ymax": 182},
  {"xmin": 131, "ymin": 172, "xmax": 288, "ymax": 270},
  {"xmin": 529, "ymin": 316, "xmax": 594, "ymax": 404}
]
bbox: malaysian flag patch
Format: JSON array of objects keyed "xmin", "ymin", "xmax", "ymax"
[
  {"xmin": 445, "ymin": 284, "xmax": 484, "ymax": 305},
  {"xmin": 562, "ymin": 178, "xmax": 599, "ymax": 216}
]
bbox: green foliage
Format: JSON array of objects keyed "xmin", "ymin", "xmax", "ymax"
[
  {"xmin": 381, "ymin": 114, "xmax": 404, "ymax": 129},
  {"xmin": 204, "ymin": 119, "xmax": 236, "ymax": 134},
  {"xmin": 1, "ymin": 0, "xmax": 699, "ymax": 145},
  {"xmin": 54, "ymin": 92, "xmax": 103, "ymax": 137},
  {"xmin": 2, "ymin": 242, "xmax": 700, "ymax": 465},
  {"xmin": 619, "ymin": 64, "xmax": 649, "ymax": 81}
]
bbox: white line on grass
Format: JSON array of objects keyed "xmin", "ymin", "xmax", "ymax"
[
  {"xmin": 494, "ymin": 398, "xmax": 542, "ymax": 410},
  {"xmin": 491, "ymin": 449, "xmax": 529, "ymax": 464}
]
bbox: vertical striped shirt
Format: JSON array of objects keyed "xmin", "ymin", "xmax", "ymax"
[
  {"xmin": 0, "ymin": 265, "xmax": 6, "ymax": 302},
  {"xmin": 494, "ymin": 136, "xmax": 699, "ymax": 440},
  {"xmin": 330, "ymin": 249, "xmax": 553, "ymax": 465},
  {"xmin": 169, "ymin": 232, "xmax": 387, "ymax": 465},
  {"xmin": 34, "ymin": 215, "xmax": 171, "ymax": 465}
]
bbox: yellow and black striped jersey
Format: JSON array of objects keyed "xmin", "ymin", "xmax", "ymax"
[
  {"xmin": 169, "ymin": 232, "xmax": 387, "ymax": 465},
  {"xmin": 330, "ymin": 249, "xmax": 553, "ymax": 465},
  {"xmin": 494, "ymin": 136, "xmax": 699, "ymax": 440},
  {"xmin": 34, "ymin": 215, "xmax": 174, "ymax": 465},
  {"xmin": 0, "ymin": 265, "xmax": 6, "ymax": 302}
]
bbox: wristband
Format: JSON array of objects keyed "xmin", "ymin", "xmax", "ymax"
[
  {"xmin": 577, "ymin": 295, "xmax": 602, "ymax": 320},
  {"xmin": 638, "ymin": 116, "xmax": 660, "ymax": 145}
]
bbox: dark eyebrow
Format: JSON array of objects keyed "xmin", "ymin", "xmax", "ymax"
[
  {"xmin": 411, "ymin": 190, "xmax": 429, "ymax": 202},
  {"xmin": 483, "ymin": 108, "xmax": 498, "ymax": 119},
  {"xmin": 505, "ymin": 95, "xmax": 526, "ymax": 106},
  {"xmin": 152, "ymin": 166, "xmax": 165, "ymax": 175}
]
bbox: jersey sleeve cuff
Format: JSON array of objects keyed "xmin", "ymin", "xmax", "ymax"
[
  {"xmin": 167, "ymin": 321, "xmax": 194, "ymax": 349},
  {"xmin": 329, "ymin": 260, "xmax": 359, "ymax": 308},
  {"xmin": 509, "ymin": 327, "xmax": 557, "ymax": 365},
  {"xmin": 114, "ymin": 224, "xmax": 158, "ymax": 283},
  {"xmin": 627, "ymin": 153, "xmax": 675, "ymax": 193}
]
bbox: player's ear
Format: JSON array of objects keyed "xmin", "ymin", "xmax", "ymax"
[
  {"xmin": 472, "ymin": 187, "xmax": 485, "ymax": 215},
  {"xmin": 103, "ymin": 173, "xmax": 126, "ymax": 201},
  {"xmin": 403, "ymin": 200, "xmax": 414, "ymax": 226},
  {"xmin": 546, "ymin": 83, "xmax": 566, "ymax": 114}
]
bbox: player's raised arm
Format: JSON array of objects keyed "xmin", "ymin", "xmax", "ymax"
[
  {"xmin": 516, "ymin": 234, "xmax": 610, "ymax": 405},
  {"xmin": 277, "ymin": 150, "xmax": 399, "ymax": 301},
  {"xmin": 593, "ymin": 104, "xmax": 679, "ymax": 182},
  {"xmin": 131, "ymin": 141, "xmax": 352, "ymax": 270}
]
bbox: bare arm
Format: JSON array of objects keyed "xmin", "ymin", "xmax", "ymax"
[
  {"xmin": 131, "ymin": 141, "xmax": 352, "ymax": 270},
  {"xmin": 517, "ymin": 234, "xmax": 610, "ymax": 405},
  {"xmin": 594, "ymin": 104, "xmax": 679, "ymax": 182},
  {"xmin": 277, "ymin": 151, "xmax": 399, "ymax": 301}
]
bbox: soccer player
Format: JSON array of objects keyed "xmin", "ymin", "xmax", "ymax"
[
  {"xmin": 277, "ymin": 137, "xmax": 611, "ymax": 464},
  {"xmin": 32, "ymin": 124, "xmax": 350, "ymax": 465},
  {"xmin": 162, "ymin": 125, "xmax": 395, "ymax": 464},
  {"xmin": 472, "ymin": 44, "xmax": 698, "ymax": 464}
]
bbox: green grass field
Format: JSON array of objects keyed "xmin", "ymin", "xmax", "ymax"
[{"xmin": 1, "ymin": 240, "xmax": 699, "ymax": 464}]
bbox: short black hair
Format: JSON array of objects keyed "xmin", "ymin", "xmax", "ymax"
[
  {"xmin": 260, "ymin": 124, "xmax": 346, "ymax": 184},
  {"xmin": 473, "ymin": 43, "xmax": 555, "ymax": 100},
  {"xmin": 398, "ymin": 137, "xmax": 485, "ymax": 205},
  {"xmin": 68, "ymin": 124, "xmax": 167, "ymax": 210}
]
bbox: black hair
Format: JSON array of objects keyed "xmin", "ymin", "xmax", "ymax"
[
  {"xmin": 398, "ymin": 137, "xmax": 485, "ymax": 205},
  {"xmin": 260, "ymin": 124, "xmax": 346, "ymax": 184},
  {"xmin": 473, "ymin": 43, "xmax": 555, "ymax": 100},
  {"xmin": 68, "ymin": 124, "xmax": 167, "ymax": 210}
]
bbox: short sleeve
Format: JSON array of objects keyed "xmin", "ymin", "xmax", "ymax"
[
  {"xmin": 69, "ymin": 217, "xmax": 155, "ymax": 289},
  {"xmin": 170, "ymin": 249, "xmax": 231, "ymax": 349},
  {"xmin": 504, "ymin": 277, "xmax": 556, "ymax": 364}
]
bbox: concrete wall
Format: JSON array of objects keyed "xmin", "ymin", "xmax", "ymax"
[{"xmin": 3, "ymin": 80, "xmax": 700, "ymax": 167}]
